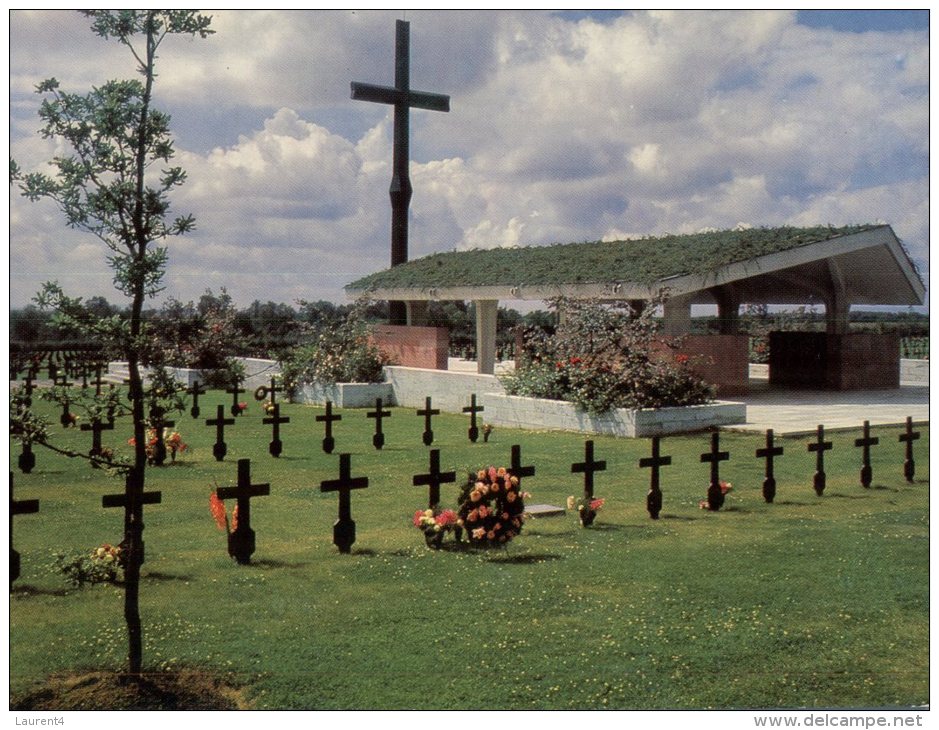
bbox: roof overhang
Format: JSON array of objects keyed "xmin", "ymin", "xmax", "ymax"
[{"xmin": 346, "ymin": 226, "xmax": 925, "ymax": 307}]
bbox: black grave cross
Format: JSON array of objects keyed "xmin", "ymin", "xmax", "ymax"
[
  {"xmin": 227, "ymin": 378, "xmax": 246, "ymax": 417},
  {"xmin": 59, "ymin": 391, "xmax": 74, "ymax": 428},
  {"xmin": 640, "ymin": 436, "xmax": 672, "ymax": 520},
  {"xmin": 755, "ymin": 429, "xmax": 784, "ymax": 503},
  {"xmin": 102, "ymin": 472, "xmax": 162, "ymax": 565},
  {"xmin": 899, "ymin": 416, "xmax": 921, "ymax": 483},
  {"xmin": 417, "ymin": 396, "xmax": 440, "ymax": 446},
  {"xmin": 807, "ymin": 424, "xmax": 833, "ymax": 496},
  {"xmin": 510, "ymin": 444, "xmax": 536, "ymax": 486},
  {"xmin": 413, "ymin": 448, "xmax": 457, "ymax": 509},
  {"xmin": 89, "ymin": 364, "xmax": 108, "ymax": 397},
  {"xmin": 188, "ymin": 380, "xmax": 207, "ymax": 419},
  {"xmin": 700, "ymin": 431, "xmax": 730, "ymax": 511},
  {"xmin": 216, "ymin": 459, "xmax": 270, "ymax": 565},
  {"xmin": 149, "ymin": 406, "xmax": 175, "ymax": 467},
  {"xmin": 18, "ymin": 441, "xmax": 36, "ymax": 475},
  {"xmin": 81, "ymin": 415, "xmax": 115, "ymax": 466},
  {"xmin": 463, "ymin": 394, "xmax": 484, "ymax": 443},
  {"xmin": 351, "ymin": 19, "xmax": 451, "ymax": 326},
  {"xmin": 20, "ymin": 369, "xmax": 35, "ymax": 408},
  {"xmin": 854, "ymin": 420, "xmax": 879, "ymax": 489},
  {"xmin": 320, "ymin": 453, "xmax": 369, "ymax": 554},
  {"xmin": 207, "ymin": 404, "xmax": 236, "ymax": 462},
  {"xmin": 367, "ymin": 398, "xmax": 392, "ymax": 450},
  {"xmin": 316, "ymin": 401, "xmax": 342, "ymax": 454},
  {"xmin": 254, "ymin": 377, "xmax": 282, "ymax": 406},
  {"xmin": 571, "ymin": 440, "xmax": 606, "ymax": 501},
  {"xmin": 263, "ymin": 403, "xmax": 290, "ymax": 458},
  {"xmin": 10, "ymin": 474, "xmax": 39, "ymax": 587}
]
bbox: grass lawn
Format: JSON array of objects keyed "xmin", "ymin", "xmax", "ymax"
[{"xmin": 9, "ymin": 390, "xmax": 929, "ymax": 709}]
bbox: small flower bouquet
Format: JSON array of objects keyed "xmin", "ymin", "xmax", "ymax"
[
  {"xmin": 261, "ymin": 400, "xmax": 276, "ymax": 415},
  {"xmin": 209, "ymin": 491, "xmax": 239, "ymax": 559},
  {"xmin": 412, "ymin": 507, "xmax": 461, "ymax": 549},
  {"xmin": 54, "ymin": 542, "xmax": 125, "ymax": 587},
  {"xmin": 699, "ymin": 480, "xmax": 733, "ymax": 510},
  {"xmin": 236, "ymin": 401, "xmax": 248, "ymax": 414},
  {"xmin": 567, "ymin": 495, "xmax": 605, "ymax": 527},
  {"xmin": 457, "ymin": 466, "xmax": 528, "ymax": 548},
  {"xmin": 165, "ymin": 430, "xmax": 188, "ymax": 461}
]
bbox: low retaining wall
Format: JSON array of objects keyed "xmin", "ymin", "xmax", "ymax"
[
  {"xmin": 292, "ymin": 382, "xmax": 394, "ymax": 409},
  {"xmin": 108, "ymin": 358, "xmax": 281, "ymax": 390},
  {"xmin": 900, "ymin": 358, "xmax": 928, "ymax": 385},
  {"xmin": 481, "ymin": 393, "xmax": 747, "ymax": 438},
  {"xmin": 383, "ymin": 365, "xmax": 505, "ymax": 412}
]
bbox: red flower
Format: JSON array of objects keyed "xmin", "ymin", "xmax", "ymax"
[
  {"xmin": 412, "ymin": 509, "xmax": 424, "ymax": 527},
  {"xmin": 676, "ymin": 354, "xmax": 690, "ymax": 364},
  {"xmin": 435, "ymin": 509, "xmax": 457, "ymax": 527},
  {"xmin": 209, "ymin": 492, "xmax": 228, "ymax": 532}
]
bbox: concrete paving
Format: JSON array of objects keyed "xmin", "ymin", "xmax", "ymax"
[{"xmin": 721, "ymin": 380, "xmax": 928, "ymax": 435}]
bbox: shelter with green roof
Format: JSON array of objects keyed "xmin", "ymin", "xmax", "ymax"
[{"xmin": 346, "ymin": 224, "xmax": 924, "ymax": 389}]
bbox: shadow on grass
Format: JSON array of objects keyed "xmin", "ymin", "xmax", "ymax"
[
  {"xmin": 243, "ymin": 559, "xmax": 307, "ymax": 569},
  {"xmin": 144, "ymin": 571, "xmax": 194, "ymax": 582},
  {"xmin": 775, "ymin": 501, "xmax": 812, "ymax": 507},
  {"xmin": 661, "ymin": 514, "xmax": 698, "ymax": 521},
  {"xmin": 825, "ymin": 493, "xmax": 872, "ymax": 500},
  {"xmin": 10, "ymin": 584, "xmax": 72, "ymax": 597},
  {"xmin": 485, "ymin": 552, "xmax": 563, "ymax": 564}
]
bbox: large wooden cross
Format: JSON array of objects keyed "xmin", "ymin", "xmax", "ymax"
[
  {"xmin": 216, "ymin": 459, "xmax": 270, "ymax": 565},
  {"xmin": 640, "ymin": 436, "xmax": 671, "ymax": 520},
  {"xmin": 321, "ymin": 453, "xmax": 369, "ymax": 554},
  {"xmin": 413, "ymin": 448, "xmax": 456, "ymax": 509},
  {"xmin": 351, "ymin": 19, "xmax": 450, "ymax": 325},
  {"xmin": 854, "ymin": 420, "xmax": 879, "ymax": 489},
  {"xmin": 755, "ymin": 429, "xmax": 784, "ymax": 504}
]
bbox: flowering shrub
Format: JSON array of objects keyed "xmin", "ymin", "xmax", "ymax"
[
  {"xmin": 280, "ymin": 302, "xmax": 387, "ymax": 389},
  {"xmin": 412, "ymin": 507, "xmax": 461, "ymax": 549},
  {"xmin": 54, "ymin": 543, "xmax": 124, "ymax": 587},
  {"xmin": 503, "ymin": 298, "xmax": 714, "ymax": 414},
  {"xmin": 456, "ymin": 467, "xmax": 529, "ymax": 548}
]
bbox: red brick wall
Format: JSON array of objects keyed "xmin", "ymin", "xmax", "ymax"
[
  {"xmin": 656, "ymin": 334, "xmax": 750, "ymax": 396},
  {"xmin": 370, "ymin": 325, "xmax": 449, "ymax": 370}
]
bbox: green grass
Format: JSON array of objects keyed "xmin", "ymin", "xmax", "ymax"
[{"xmin": 10, "ymin": 391, "xmax": 929, "ymax": 709}]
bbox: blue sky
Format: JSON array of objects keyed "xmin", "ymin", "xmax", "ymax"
[{"xmin": 9, "ymin": 10, "xmax": 929, "ymax": 310}]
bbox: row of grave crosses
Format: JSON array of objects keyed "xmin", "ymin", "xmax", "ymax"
[{"xmin": 11, "ymin": 417, "xmax": 923, "ymax": 581}]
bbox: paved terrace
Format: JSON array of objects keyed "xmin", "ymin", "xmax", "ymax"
[{"xmin": 449, "ymin": 358, "xmax": 929, "ymax": 436}]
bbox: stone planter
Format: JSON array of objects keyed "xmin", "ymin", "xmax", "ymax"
[
  {"xmin": 480, "ymin": 393, "xmax": 746, "ymax": 437},
  {"xmin": 292, "ymin": 382, "xmax": 395, "ymax": 408}
]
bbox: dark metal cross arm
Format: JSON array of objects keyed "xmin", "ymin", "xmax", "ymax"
[{"xmin": 351, "ymin": 82, "xmax": 450, "ymax": 112}]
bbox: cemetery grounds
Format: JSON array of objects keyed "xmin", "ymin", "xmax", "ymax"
[{"xmin": 9, "ymin": 391, "xmax": 929, "ymax": 710}]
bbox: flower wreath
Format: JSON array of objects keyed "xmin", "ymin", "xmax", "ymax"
[{"xmin": 456, "ymin": 466, "xmax": 528, "ymax": 547}]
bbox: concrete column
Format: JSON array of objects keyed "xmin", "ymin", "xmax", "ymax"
[
  {"xmin": 826, "ymin": 260, "xmax": 849, "ymax": 335},
  {"xmin": 475, "ymin": 299, "xmax": 498, "ymax": 375},
  {"xmin": 405, "ymin": 300, "xmax": 428, "ymax": 327},
  {"xmin": 662, "ymin": 294, "xmax": 693, "ymax": 336},
  {"xmin": 713, "ymin": 288, "xmax": 741, "ymax": 334}
]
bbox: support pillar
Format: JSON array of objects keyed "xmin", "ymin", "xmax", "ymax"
[
  {"xmin": 662, "ymin": 294, "xmax": 693, "ymax": 336},
  {"xmin": 826, "ymin": 260, "xmax": 849, "ymax": 335},
  {"xmin": 475, "ymin": 300, "xmax": 498, "ymax": 375},
  {"xmin": 713, "ymin": 288, "xmax": 741, "ymax": 334}
]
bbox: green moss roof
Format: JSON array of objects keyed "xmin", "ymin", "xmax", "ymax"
[{"xmin": 346, "ymin": 224, "xmax": 883, "ymax": 292}]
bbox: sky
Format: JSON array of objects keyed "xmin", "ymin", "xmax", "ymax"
[{"xmin": 8, "ymin": 9, "xmax": 930, "ymax": 311}]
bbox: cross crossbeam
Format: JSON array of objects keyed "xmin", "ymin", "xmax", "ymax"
[
  {"xmin": 755, "ymin": 429, "xmax": 784, "ymax": 503},
  {"xmin": 207, "ymin": 404, "xmax": 236, "ymax": 462},
  {"xmin": 571, "ymin": 440, "xmax": 606, "ymax": 500},
  {"xmin": 367, "ymin": 398, "xmax": 392, "ymax": 450},
  {"xmin": 188, "ymin": 380, "xmax": 206, "ymax": 419},
  {"xmin": 417, "ymin": 396, "xmax": 440, "ymax": 446},
  {"xmin": 413, "ymin": 448, "xmax": 456, "ymax": 509},
  {"xmin": 700, "ymin": 431, "xmax": 730, "ymax": 511},
  {"xmin": 899, "ymin": 416, "xmax": 920, "ymax": 483},
  {"xmin": 262, "ymin": 403, "xmax": 290, "ymax": 458},
  {"xmin": 640, "ymin": 436, "xmax": 671, "ymax": 520},
  {"xmin": 854, "ymin": 420, "xmax": 879, "ymax": 488},
  {"xmin": 10, "ymin": 474, "xmax": 39, "ymax": 587},
  {"xmin": 462, "ymin": 394, "xmax": 484, "ymax": 443},
  {"xmin": 216, "ymin": 459, "xmax": 270, "ymax": 564},
  {"xmin": 807, "ymin": 424, "xmax": 833, "ymax": 496},
  {"xmin": 321, "ymin": 453, "xmax": 369, "ymax": 553}
]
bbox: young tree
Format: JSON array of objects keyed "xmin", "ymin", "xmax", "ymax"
[{"xmin": 11, "ymin": 10, "xmax": 213, "ymax": 676}]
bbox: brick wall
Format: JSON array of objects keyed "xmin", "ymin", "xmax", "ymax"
[
  {"xmin": 769, "ymin": 332, "xmax": 900, "ymax": 389},
  {"xmin": 370, "ymin": 325, "xmax": 449, "ymax": 370},
  {"xmin": 655, "ymin": 334, "xmax": 751, "ymax": 396}
]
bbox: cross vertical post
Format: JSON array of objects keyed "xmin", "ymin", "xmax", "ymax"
[
  {"xmin": 227, "ymin": 378, "xmax": 245, "ymax": 417},
  {"xmin": 700, "ymin": 431, "xmax": 730, "ymax": 511},
  {"xmin": 320, "ymin": 453, "xmax": 369, "ymax": 553},
  {"xmin": 462, "ymin": 394, "xmax": 484, "ymax": 443},
  {"xmin": 413, "ymin": 448, "xmax": 457, "ymax": 509},
  {"xmin": 417, "ymin": 396, "xmax": 440, "ymax": 446},
  {"xmin": 367, "ymin": 398, "xmax": 392, "ymax": 450},
  {"xmin": 148, "ymin": 406, "xmax": 175, "ymax": 467},
  {"xmin": 216, "ymin": 459, "xmax": 271, "ymax": 565},
  {"xmin": 898, "ymin": 416, "xmax": 920, "ymax": 483},
  {"xmin": 640, "ymin": 436, "xmax": 671, "ymax": 520},
  {"xmin": 571, "ymin": 440, "xmax": 607, "ymax": 501},
  {"xmin": 755, "ymin": 429, "xmax": 784, "ymax": 503},
  {"xmin": 351, "ymin": 19, "xmax": 450, "ymax": 325},
  {"xmin": 10, "ymin": 474, "xmax": 39, "ymax": 588},
  {"xmin": 854, "ymin": 420, "xmax": 879, "ymax": 488},
  {"xmin": 81, "ymin": 414, "xmax": 115, "ymax": 467},
  {"xmin": 102, "ymin": 471, "xmax": 162, "ymax": 566},
  {"xmin": 807, "ymin": 424, "xmax": 833, "ymax": 496},
  {"xmin": 263, "ymin": 403, "xmax": 290, "ymax": 458},
  {"xmin": 316, "ymin": 400, "xmax": 342, "ymax": 454}
]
